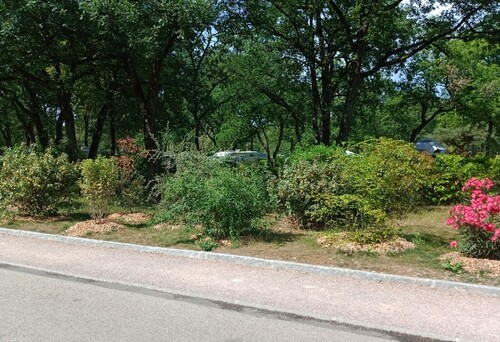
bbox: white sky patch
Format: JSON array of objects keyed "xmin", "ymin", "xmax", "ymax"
[{"xmin": 401, "ymin": 0, "xmax": 453, "ymax": 16}]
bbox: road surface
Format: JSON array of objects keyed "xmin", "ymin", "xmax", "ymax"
[{"xmin": 1, "ymin": 228, "xmax": 499, "ymax": 341}]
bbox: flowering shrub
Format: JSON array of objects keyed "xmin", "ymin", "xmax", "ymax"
[
  {"xmin": 114, "ymin": 137, "xmax": 145, "ymax": 210},
  {"xmin": 446, "ymin": 177, "xmax": 500, "ymax": 259}
]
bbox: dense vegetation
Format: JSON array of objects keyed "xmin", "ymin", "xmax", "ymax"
[
  {"xmin": 0, "ymin": 1, "xmax": 498, "ymax": 165},
  {"xmin": 0, "ymin": 1, "xmax": 498, "ymax": 257}
]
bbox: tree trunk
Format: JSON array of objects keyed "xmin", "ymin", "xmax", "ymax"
[
  {"xmin": 0, "ymin": 121, "xmax": 13, "ymax": 147},
  {"xmin": 84, "ymin": 112, "xmax": 89, "ymax": 147},
  {"xmin": 110, "ymin": 110, "xmax": 116, "ymax": 156},
  {"xmin": 88, "ymin": 102, "xmax": 111, "ymax": 159},
  {"xmin": 194, "ymin": 117, "xmax": 201, "ymax": 151},
  {"xmin": 310, "ymin": 64, "xmax": 321, "ymax": 145},
  {"xmin": 55, "ymin": 113, "xmax": 64, "ymax": 145},
  {"xmin": 57, "ymin": 89, "xmax": 78, "ymax": 158},
  {"xmin": 336, "ymin": 65, "xmax": 362, "ymax": 145},
  {"xmin": 24, "ymin": 83, "xmax": 49, "ymax": 149},
  {"xmin": 485, "ymin": 120, "xmax": 494, "ymax": 156}
]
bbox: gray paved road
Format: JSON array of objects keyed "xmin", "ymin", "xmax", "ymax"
[
  {"xmin": 0, "ymin": 266, "xmax": 408, "ymax": 342},
  {"xmin": 1, "ymin": 229, "xmax": 499, "ymax": 342}
]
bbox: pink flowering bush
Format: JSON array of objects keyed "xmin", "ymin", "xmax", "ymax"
[{"xmin": 446, "ymin": 177, "xmax": 500, "ymax": 259}]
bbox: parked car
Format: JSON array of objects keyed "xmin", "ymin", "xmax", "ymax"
[
  {"xmin": 212, "ymin": 150, "xmax": 267, "ymax": 163},
  {"xmin": 415, "ymin": 139, "xmax": 447, "ymax": 156}
]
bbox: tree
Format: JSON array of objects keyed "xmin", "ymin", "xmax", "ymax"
[
  {"xmin": 437, "ymin": 39, "xmax": 499, "ymax": 154},
  {"xmin": 222, "ymin": 0, "xmax": 495, "ymax": 145},
  {"xmin": 83, "ymin": 0, "xmax": 213, "ymax": 183}
]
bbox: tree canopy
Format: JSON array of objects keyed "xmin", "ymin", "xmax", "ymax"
[{"xmin": 0, "ymin": 0, "xmax": 498, "ymax": 168}]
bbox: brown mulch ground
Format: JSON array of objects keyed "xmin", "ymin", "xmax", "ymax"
[
  {"xmin": 439, "ymin": 252, "xmax": 500, "ymax": 278},
  {"xmin": 317, "ymin": 234, "xmax": 415, "ymax": 255},
  {"xmin": 107, "ymin": 212, "xmax": 151, "ymax": 223},
  {"xmin": 64, "ymin": 220, "xmax": 125, "ymax": 237}
]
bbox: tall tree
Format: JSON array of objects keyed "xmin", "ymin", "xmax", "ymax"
[
  {"xmin": 83, "ymin": 0, "xmax": 213, "ymax": 183},
  {"xmin": 223, "ymin": 0, "xmax": 494, "ymax": 145}
]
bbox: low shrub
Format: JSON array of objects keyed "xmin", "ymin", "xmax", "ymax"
[
  {"xmin": 277, "ymin": 138, "xmax": 433, "ymax": 229},
  {"xmin": 446, "ymin": 177, "xmax": 500, "ymax": 259},
  {"xmin": 157, "ymin": 155, "xmax": 269, "ymax": 239},
  {"xmin": 0, "ymin": 144, "xmax": 79, "ymax": 216},
  {"xmin": 350, "ymin": 226, "xmax": 399, "ymax": 245},
  {"xmin": 114, "ymin": 137, "xmax": 146, "ymax": 210},
  {"xmin": 155, "ymin": 154, "xmax": 211, "ymax": 224},
  {"xmin": 80, "ymin": 157, "xmax": 117, "ymax": 221},
  {"xmin": 306, "ymin": 194, "xmax": 388, "ymax": 230},
  {"xmin": 197, "ymin": 237, "xmax": 219, "ymax": 251},
  {"xmin": 201, "ymin": 166, "xmax": 268, "ymax": 239},
  {"xmin": 276, "ymin": 147, "xmax": 348, "ymax": 225},
  {"xmin": 427, "ymin": 155, "xmax": 499, "ymax": 205},
  {"xmin": 344, "ymin": 138, "xmax": 434, "ymax": 213}
]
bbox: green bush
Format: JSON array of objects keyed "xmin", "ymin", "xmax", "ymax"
[
  {"xmin": 276, "ymin": 147, "xmax": 348, "ymax": 225},
  {"xmin": 426, "ymin": 154, "xmax": 499, "ymax": 204},
  {"xmin": 156, "ymin": 154, "xmax": 211, "ymax": 224},
  {"xmin": 459, "ymin": 225, "xmax": 500, "ymax": 260},
  {"xmin": 344, "ymin": 138, "xmax": 434, "ymax": 213},
  {"xmin": 306, "ymin": 194, "xmax": 388, "ymax": 230},
  {"xmin": 202, "ymin": 166, "xmax": 268, "ymax": 239},
  {"xmin": 0, "ymin": 144, "xmax": 79, "ymax": 216},
  {"xmin": 287, "ymin": 144, "xmax": 342, "ymax": 164},
  {"xmin": 277, "ymin": 139, "xmax": 433, "ymax": 229},
  {"xmin": 157, "ymin": 155, "xmax": 269, "ymax": 239},
  {"xmin": 80, "ymin": 157, "xmax": 117, "ymax": 221},
  {"xmin": 350, "ymin": 226, "xmax": 399, "ymax": 245}
]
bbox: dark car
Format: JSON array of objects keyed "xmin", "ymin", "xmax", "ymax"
[{"xmin": 415, "ymin": 139, "xmax": 447, "ymax": 156}]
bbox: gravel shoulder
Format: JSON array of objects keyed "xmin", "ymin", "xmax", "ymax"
[{"xmin": 1, "ymin": 228, "xmax": 499, "ymax": 342}]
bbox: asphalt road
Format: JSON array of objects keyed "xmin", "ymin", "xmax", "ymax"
[
  {"xmin": 1, "ymin": 265, "xmax": 414, "ymax": 342},
  {"xmin": 1, "ymin": 228, "xmax": 499, "ymax": 342}
]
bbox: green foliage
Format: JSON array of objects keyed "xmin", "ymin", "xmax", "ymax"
[
  {"xmin": 276, "ymin": 147, "xmax": 348, "ymax": 225},
  {"xmin": 79, "ymin": 157, "xmax": 117, "ymax": 221},
  {"xmin": 156, "ymin": 154, "xmax": 211, "ymax": 224},
  {"xmin": 306, "ymin": 194, "xmax": 388, "ymax": 230},
  {"xmin": 287, "ymin": 145, "xmax": 344, "ymax": 164},
  {"xmin": 426, "ymin": 154, "xmax": 498, "ymax": 204},
  {"xmin": 350, "ymin": 227, "xmax": 399, "ymax": 245},
  {"xmin": 201, "ymin": 166, "xmax": 268, "ymax": 239},
  {"xmin": 157, "ymin": 155, "xmax": 269, "ymax": 239},
  {"xmin": 0, "ymin": 144, "xmax": 79, "ymax": 216},
  {"xmin": 441, "ymin": 259, "xmax": 463, "ymax": 274},
  {"xmin": 277, "ymin": 138, "xmax": 433, "ymax": 229},
  {"xmin": 197, "ymin": 237, "xmax": 219, "ymax": 252},
  {"xmin": 459, "ymin": 225, "xmax": 500, "ymax": 260},
  {"xmin": 345, "ymin": 138, "xmax": 435, "ymax": 213}
]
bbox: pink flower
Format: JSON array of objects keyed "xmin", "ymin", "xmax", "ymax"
[
  {"xmin": 449, "ymin": 240, "xmax": 458, "ymax": 248},
  {"xmin": 446, "ymin": 177, "xmax": 499, "ymax": 243}
]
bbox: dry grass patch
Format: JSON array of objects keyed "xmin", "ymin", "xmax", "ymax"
[{"xmin": 151, "ymin": 223, "xmax": 184, "ymax": 231}]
